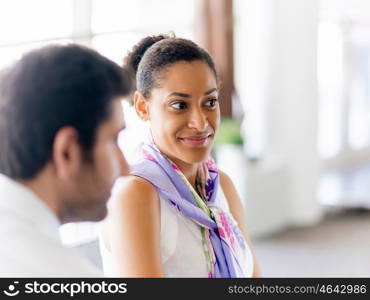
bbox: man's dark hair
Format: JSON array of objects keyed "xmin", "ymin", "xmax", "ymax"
[{"xmin": 0, "ymin": 44, "xmax": 132, "ymax": 180}]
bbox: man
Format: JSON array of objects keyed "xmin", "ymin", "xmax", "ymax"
[{"xmin": 0, "ymin": 44, "xmax": 132, "ymax": 277}]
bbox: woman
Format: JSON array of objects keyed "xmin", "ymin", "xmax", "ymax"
[{"xmin": 100, "ymin": 34, "xmax": 261, "ymax": 277}]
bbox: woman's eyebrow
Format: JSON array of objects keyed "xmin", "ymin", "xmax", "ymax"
[
  {"xmin": 166, "ymin": 92, "xmax": 191, "ymax": 98},
  {"xmin": 204, "ymin": 88, "xmax": 218, "ymax": 95},
  {"xmin": 167, "ymin": 88, "xmax": 218, "ymax": 99}
]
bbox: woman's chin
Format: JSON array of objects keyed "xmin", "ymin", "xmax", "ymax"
[{"xmin": 177, "ymin": 149, "xmax": 212, "ymax": 165}]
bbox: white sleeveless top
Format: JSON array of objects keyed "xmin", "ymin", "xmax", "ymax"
[{"xmin": 99, "ymin": 186, "xmax": 254, "ymax": 277}]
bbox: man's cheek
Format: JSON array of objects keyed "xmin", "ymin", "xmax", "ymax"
[{"xmin": 110, "ymin": 156, "xmax": 122, "ymax": 182}]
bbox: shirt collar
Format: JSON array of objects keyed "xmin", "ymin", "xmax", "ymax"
[{"xmin": 0, "ymin": 174, "xmax": 61, "ymax": 242}]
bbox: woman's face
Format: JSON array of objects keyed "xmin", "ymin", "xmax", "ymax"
[{"xmin": 145, "ymin": 60, "xmax": 220, "ymax": 166}]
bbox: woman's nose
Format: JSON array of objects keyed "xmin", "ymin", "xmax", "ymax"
[{"xmin": 188, "ymin": 109, "xmax": 208, "ymax": 131}]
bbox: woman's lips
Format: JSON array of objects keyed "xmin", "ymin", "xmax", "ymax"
[{"xmin": 179, "ymin": 134, "xmax": 213, "ymax": 146}]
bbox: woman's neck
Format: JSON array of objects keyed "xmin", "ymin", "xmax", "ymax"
[
  {"xmin": 176, "ymin": 160, "xmax": 199, "ymax": 189},
  {"xmin": 153, "ymin": 142, "xmax": 200, "ymax": 189},
  {"xmin": 164, "ymin": 153, "xmax": 199, "ymax": 189}
]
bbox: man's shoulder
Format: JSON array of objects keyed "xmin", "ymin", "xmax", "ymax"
[
  {"xmin": 0, "ymin": 251, "xmax": 101, "ymax": 277},
  {"xmin": 0, "ymin": 217, "xmax": 101, "ymax": 277}
]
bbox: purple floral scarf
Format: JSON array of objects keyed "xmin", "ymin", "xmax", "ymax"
[{"xmin": 131, "ymin": 143, "xmax": 250, "ymax": 278}]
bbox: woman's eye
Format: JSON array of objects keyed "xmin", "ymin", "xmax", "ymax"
[
  {"xmin": 170, "ymin": 101, "xmax": 187, "ymax": 110},
  {"xmin": 205, "ymin": 98, "xmax": 218, "ymax": 108}
]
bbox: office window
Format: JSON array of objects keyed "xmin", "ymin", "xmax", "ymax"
[
  {"xmin": 0, "ymin": 0, "xmax": 73, "ymax": 45},
  {"xmin": 92, "ymin": 0, "xmax": 194, "ymax": 34},
  {"xmin": 0, "ymin": 0, "xmax": 73, "ymax": 69},
  {"xmin": 348, "ymin": 23, "xmax": 370, "ymax": 149},
  {"xmin": 317, "ymin": 20, "xmax": 344, "ymax": 159},
  {"xmin": 91, "ymin": 0, "xmax": 195, "ymax": 64}
]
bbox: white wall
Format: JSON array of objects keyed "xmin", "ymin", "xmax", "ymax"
[{"xmin": 233, "ymin": 0, "xmax": 323, "ymax": 237}]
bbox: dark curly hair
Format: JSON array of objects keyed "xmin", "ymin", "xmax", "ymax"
[{"xmin": 123, "ymin": 33, "xmax": 218, "ymax": 102}]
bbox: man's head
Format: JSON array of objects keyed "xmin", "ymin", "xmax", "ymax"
[{"xmin": 0, "ymin": 44, "xmax": 132, "ymax": 223}]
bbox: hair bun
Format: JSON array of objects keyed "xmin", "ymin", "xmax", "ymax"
[{"xmin": 124, "ymin": 34, "xmax": 171, "ymax": 74}]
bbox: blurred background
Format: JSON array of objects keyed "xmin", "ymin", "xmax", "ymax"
[{"xmin": 1, "ymin": 0, "xmax": 370, "ymax": 277}]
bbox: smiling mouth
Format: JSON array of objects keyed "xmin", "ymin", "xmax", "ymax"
[{"xmin": 178, "ymin": 134, "xmax": 213, "ymax": 146}]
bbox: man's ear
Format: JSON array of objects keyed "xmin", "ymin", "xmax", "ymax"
[
  {"xmin": 52, "ymin": 126, "xmax": 82, "ymax": 179},
  {"xmin": 134, "ymin": 91, "xmax": 150, "ymax": 121}
]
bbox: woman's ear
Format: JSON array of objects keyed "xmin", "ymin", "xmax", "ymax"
[{"xmin": 133, "ymin": 91, "xmax": 150, "ymax": 121}]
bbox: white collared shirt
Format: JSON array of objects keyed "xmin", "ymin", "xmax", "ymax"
[{"xmin": 0, "ymin": 174, "xmax": 101, "ymax": 277}]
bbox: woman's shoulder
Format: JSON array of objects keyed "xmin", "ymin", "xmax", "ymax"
[
  {"xmin": 217, "ymin": 170, "xmax": 239, "ymax": 209},
  {"xmin": 109, "ymin": 175, "xmax": 159, "ymax": 210},
  {"xmin": 121, "ymin": 175, "xmax": 156, "ymax": 191},
  {"xmin": 218, "ymin": 169, "xmax": 234, "ymax": 191}
]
